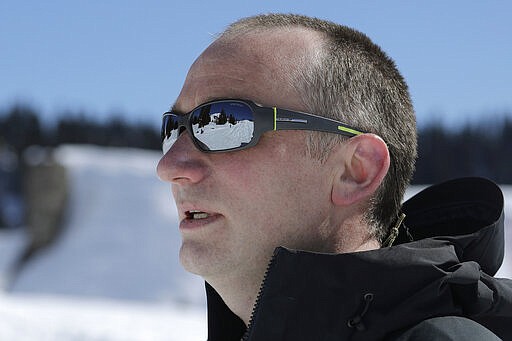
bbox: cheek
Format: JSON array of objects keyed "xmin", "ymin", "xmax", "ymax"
[
  {"xmin": 213, "ymin": 149, "xmax": 277, "ymax": 190},
  {"xmin": 214, "ymin": 135, "xmax": 328, "ymax": 221},
  {"xmin": 232, "ymin": 160, "xmax": 321, "ymax": 221}
]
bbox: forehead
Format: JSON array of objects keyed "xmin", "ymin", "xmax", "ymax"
[{"xmin": 174, "ymin": 28, "xmax": 323, "ymax": 113}]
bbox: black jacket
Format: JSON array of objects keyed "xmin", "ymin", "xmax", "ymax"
[{"xmin": 206, "ymin": 178, "xmax": 512, "ymax": 340}]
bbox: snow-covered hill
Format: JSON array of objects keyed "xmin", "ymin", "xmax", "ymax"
[
  {"xmin": 0, "ymin": 145, "xmax": 207, "ymax": 340},
  {"xmin": 0, "ymin": 145, "xmax": 510, "ymax": 340},
  {"xmin": 0, "ymin": 293, "xmax": 206, "ymax": 341},
  {"xmin": 11, "ymin": 145, "xmax": 205, "ymax": 305}
]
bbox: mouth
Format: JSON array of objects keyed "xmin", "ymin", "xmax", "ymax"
[{"xmin": 179, "ymin": 208, "xmax": 222, "ymax": 231}]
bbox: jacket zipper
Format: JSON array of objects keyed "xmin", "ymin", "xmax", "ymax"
[{"xmin": 240, "ymin": 250, "xmax": 279, "ymax": 341}]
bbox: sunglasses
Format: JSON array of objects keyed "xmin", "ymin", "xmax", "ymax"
[{"xmin": 161, "ymin": 99, "xmax": 365, "ymax": 154}]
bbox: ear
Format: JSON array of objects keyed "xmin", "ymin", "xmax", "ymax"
[{"xmin": 331, "ymin": 134, "xmax": 390, "ymax": 207}]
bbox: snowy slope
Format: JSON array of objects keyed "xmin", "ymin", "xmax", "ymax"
[
  {"xmin": 0, "ymin": 293, "xmax": 206, "ymax": 341},
  {"xmin": 10, "ymin": 145, "xmax": 205, "ymax": 305},
  {"xmin": 193, "ymin": 120, "xmax": 253, "ymax": 150},
  {"xmin": 0, "ymin": 145, "xmax": 208, "ymax": 339}
]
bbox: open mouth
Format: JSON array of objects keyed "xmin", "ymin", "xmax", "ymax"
[{"xmin": 185, "ymin": 210, "xmax": 210, "ymax": 220}]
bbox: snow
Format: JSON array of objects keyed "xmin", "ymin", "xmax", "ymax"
[
  {"xmin": 0, "ymin": 145, "xmax": 510, "ymax": 339},
  {"xmin": 0, "ymin": 145, "xmax": 206, "ymax": 340},
  {"xmin": 0, "ymin": 228, "xmax": 26, "ymax": 289},
  {"xmin": 0, "ymin": 293, "xmax": 205, "ymax": 341},
  {"xmin": 162, "ymin": 120, "xmax": 253, "ymax": 153},
  {"xmin": 193, "ymin": 120, "xmax": 253, "ymax": 150},
  {"xmin": 10, "ymin": 146, "xmax": 204, "ymax": 305}
]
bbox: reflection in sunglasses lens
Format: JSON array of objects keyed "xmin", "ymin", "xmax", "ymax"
[
  {"xmin": 192, "ymin": 102, "xmax": 255, "ymax": 151},
  {"xmin": 162, "ymin": 101, "xmax": 257, "ymax": 153}
]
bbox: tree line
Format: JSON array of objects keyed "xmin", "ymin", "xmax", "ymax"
[
  {"xmin": 413, "ymin": 120, "xmax": 512, "ymax": 184},
  {"xmin": 0, "ymin": 104, "xmax": 160, "ymax": 152},
  {"xmin": 1, "ymin": 104, "xmax": 511, "ymax": 184}
]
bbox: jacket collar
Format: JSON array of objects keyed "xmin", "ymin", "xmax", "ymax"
[{"xmin": 206, "ymin": 178, "xmax": 508, "ymax": 340}]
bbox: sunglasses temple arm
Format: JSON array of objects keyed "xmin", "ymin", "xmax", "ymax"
[{"xmin": 275, "ymin": 109, "xmax": 363, "ymax": 138}]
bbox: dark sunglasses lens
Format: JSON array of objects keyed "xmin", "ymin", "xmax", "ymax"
[
  {"xmin": 162, "ymin": 114, "xmax": 180, "ymax": 154},
  {"xmin": 190, "ymin": 101, "xmax": 255, "ymax": 151}
]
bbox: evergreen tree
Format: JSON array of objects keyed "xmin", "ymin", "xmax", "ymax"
[
  {"xmin": 228, "ymin": 114, "xmax": 236, "ymax": 125},
  {"xmin": 218, "ymin": 109, "xmax": 228, "ymax": 125}
]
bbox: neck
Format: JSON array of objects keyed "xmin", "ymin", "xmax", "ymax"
[
  {"xmin": 206, "ymin": 218, "xmax": 380, "ymax": 326},
  {"xmin": 354, "ymin": 237, "xmax": 380, "ymax": 251},
  {"xmin": 205, "ymin": 265, "xmax": 268, "ymax": 326},
  {"xmin": 317, "ymin": 212, "xmax": 381, "ymax": 254}
]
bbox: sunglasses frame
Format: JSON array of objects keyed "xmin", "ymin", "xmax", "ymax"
[{"xmin": 162, "ymin": 99, "xmax": 365, "ymax": 153}]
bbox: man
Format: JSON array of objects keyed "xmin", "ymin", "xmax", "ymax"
[{"xmin": 158, "ymin": 14, "xmax": 511, "ymax": 340}]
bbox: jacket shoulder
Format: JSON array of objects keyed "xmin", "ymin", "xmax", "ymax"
[{"xmin": 388, "ymin": 316, "xmax": 501, "ymax": 341}]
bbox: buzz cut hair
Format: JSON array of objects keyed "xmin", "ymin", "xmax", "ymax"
[{"xmin": 218, "ymin": 14, "xmax": 418, "ymax": 243}]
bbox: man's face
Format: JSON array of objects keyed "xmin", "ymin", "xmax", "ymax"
[{"xmin": 157, "ymin": 31, "xmax": 336, "ymax": 283}]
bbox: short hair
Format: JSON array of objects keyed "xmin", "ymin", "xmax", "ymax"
[{"xmin": 218, "ymin": 14, "xmax": 417, "ymax": 243}]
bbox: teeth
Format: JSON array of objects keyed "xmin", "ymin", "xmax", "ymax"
[
  {"xmin": 188, "ymin": 210, "xmax": 209, "ymax": 219},
  {"xmin": 193, "ymin": 212, "xmax": 208, "ymax": 219}
]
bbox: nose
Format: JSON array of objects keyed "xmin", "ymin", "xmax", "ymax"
[{"xmin": 157, "ymin": 132, "xmax": 209, "ymax": 185}]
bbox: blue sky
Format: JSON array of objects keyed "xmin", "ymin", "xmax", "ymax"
[{"xmin": 1, "ymin": 1, "xmax": 511, "ymax": 128}]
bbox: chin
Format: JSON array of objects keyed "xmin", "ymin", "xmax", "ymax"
[{"xmin": 179, "ymin": 241, "xmax": 221, "ymax": 276}]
